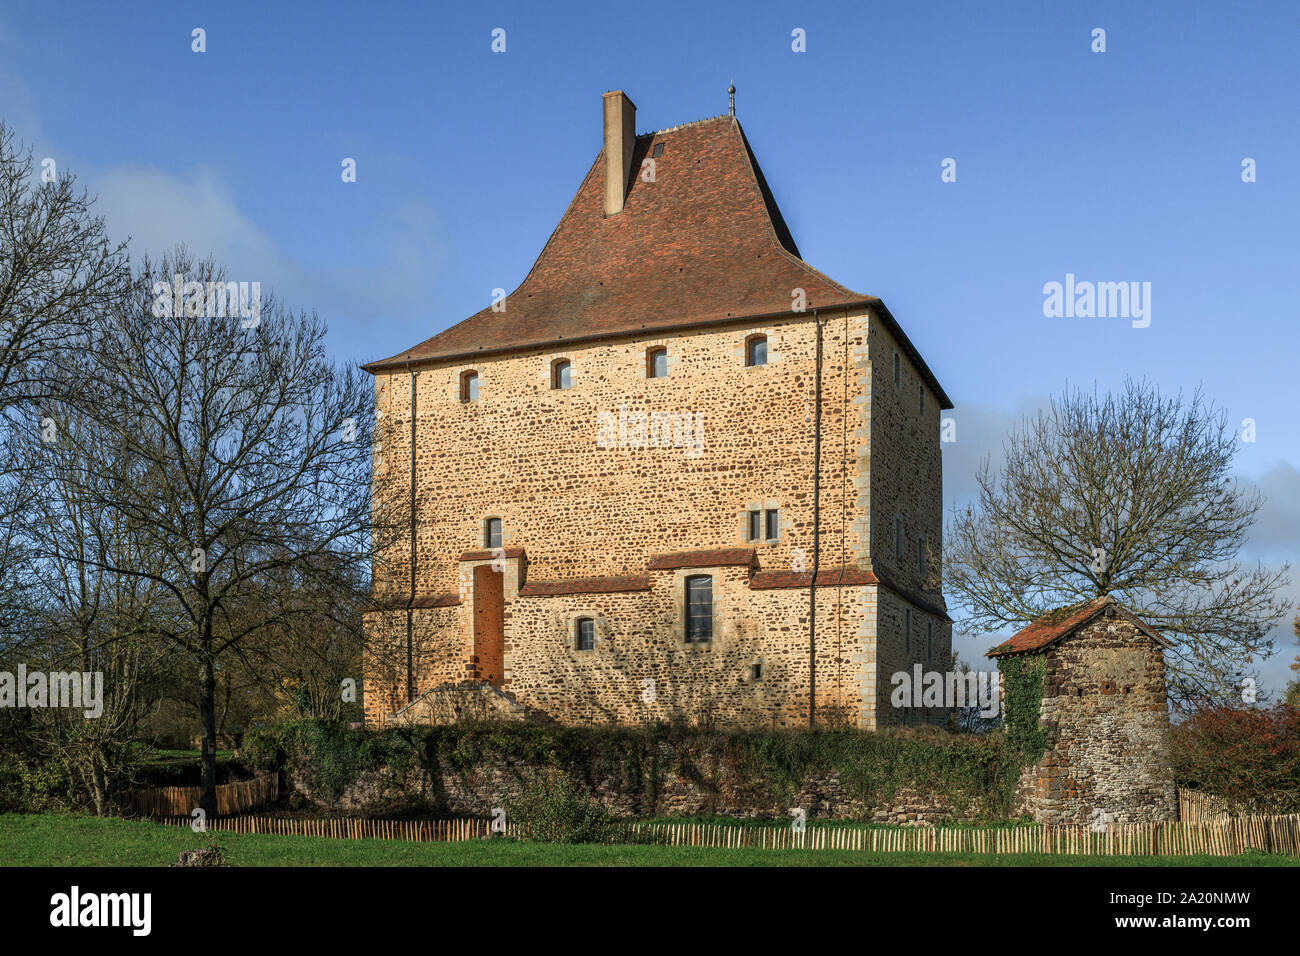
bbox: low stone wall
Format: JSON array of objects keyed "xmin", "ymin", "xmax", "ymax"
[{"xmin": 269, "ymin": 725, "xmax": 1005, "ymax": 825}]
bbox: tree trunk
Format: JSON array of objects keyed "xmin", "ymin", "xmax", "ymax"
[
  {"xmin": 90, "ymin": 761, "xmax": 108, "ymax": 817},
  {"xmin": 199, "ymin": 651, "xmax": 219, "ymax": 817}
]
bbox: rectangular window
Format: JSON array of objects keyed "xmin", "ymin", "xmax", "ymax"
[
  {"xmin": 926, "ymin": 621, "xmax": 933, "ymax": 660},
  {"xmin": 905, "ymin": 609, "xmax": 913, "ymax": 654},
  {"xmin": 649, "ymin": 348, "xmax": 668, "ymax": 378},
  {"xmin": 765, "ymin": 509, "xmax": 779, "ymax": 541},
  {"xmin": 577, "ymin": 618, "xmax": 595, "ymax": 651},
  {"xmin": 895, "ymin": 518, "xmax": 905, "ymax": 562},
  {"xmin": 485, "ymin": 518, "xmax": 502, "ymax": 549},
  {"xmin": 748, "ymin": 510, "xmax": 762, "ymax": 542},
  {"xmin": 918, "ymin": 384, "xmax": 924, "ymax": 414},
  {"xmin": 685, "ymin": 575, "xmax": 713, "ymax": 642}
]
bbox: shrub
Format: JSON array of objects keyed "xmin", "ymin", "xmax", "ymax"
[
  {"xmin": 504, "ymin": 768, "xmax": 617, "ymax": 844},
  {"xmin": 0, "ymin": 750, "xmax": 77, "ymax": 813},
  {"xmin": 1168, "ymin": 703, "xmax": 1300, "ymax": 812},
  {"xmin": 246, "ymin": 719, "xmax": 1023, "ymax": 822}
]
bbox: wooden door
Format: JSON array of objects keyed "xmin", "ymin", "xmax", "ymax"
[{"xmin": 472, "ymin": 564, "xmax": 505, "ymax": 685}]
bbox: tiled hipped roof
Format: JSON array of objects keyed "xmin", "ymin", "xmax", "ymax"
[
  {"xmin": 986, "ymin": 596, "xmax": 1173, "ymax": 658},
  {"xmin": 363, "ymin": 114, "xmax": 950, "ymax": 406}
]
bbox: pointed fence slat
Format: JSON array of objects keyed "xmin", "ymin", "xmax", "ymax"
[{"xmin": 150, "ymin": 811, "xmax": 1300, "ymax": 857}]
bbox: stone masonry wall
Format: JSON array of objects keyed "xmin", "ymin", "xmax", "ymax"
[
  {"xmin": 504, "ymin": 570, "xmax": 870, "ymax": 728},
  {"xmin": 285, "ymin": 743, "xmax": 992, "ymax": 825},
  {"xmin": 1014, "ymin": 613, "xmax": 1176, "ymax": 824},
  {"xmin": 365, "ymin": 306, "xmax": 948, "ymax": 727}
]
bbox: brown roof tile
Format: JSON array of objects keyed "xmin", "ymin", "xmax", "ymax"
[
  {"xmin": 362, "ymin": 110, "xmax": 950, "ymax": 407},
  {"xmin": 987, "ymin": 595, "xmax": 1172, "ymax": 657},
  {"xmin": 518, "ymin": 574, "xmax": 652, "ymax": 596},
  {"xmin": 365, "ymin": 592, "xmax": 460, "ymax": 611},
  {"xmin": 647, "ymin": 547, "xmax": 757, "ymax": 571},
  {"xmin": 749, "ymin": 567, "xmax": 880, "ymax": 589},
  {"xmin": 458, "ymin": 548, "xmax": 526, "ymax": 562}
]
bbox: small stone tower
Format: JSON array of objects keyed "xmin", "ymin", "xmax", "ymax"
[{"xmin": 988, "ymin": 596, "xmax": 1177, "ymax": 824}]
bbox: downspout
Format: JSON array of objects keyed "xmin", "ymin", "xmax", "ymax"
[
  {"xmin": 405, "ymin": 362, "xmax": 417, "ymax": 706},
  {"xmin": 809, "ymin": 309, "xmax": 823, "ymax": 729},
  {"xmin": 836, "ymin": 307, "xmax": 850, "ymax": 719}
]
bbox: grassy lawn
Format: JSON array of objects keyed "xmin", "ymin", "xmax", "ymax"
[
  {"xmin": 139, "ymin": 748, "xmax": 235, "ymax": 765},
  {"xmin": 1, "ymin": 814, "xmax": 1297, "ymax": 866},
  {"xmin": 130, "ymin": 747, "xmax": 240, "ymax": 787}
]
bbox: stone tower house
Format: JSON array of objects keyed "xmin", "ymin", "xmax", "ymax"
[
  {"xmin": 361, "ymin": 90, "xmax": 953, "ymax": 730},
  {"xmin": 988, "ymin": 596, "xmax": 1177, "ymax": 824}
]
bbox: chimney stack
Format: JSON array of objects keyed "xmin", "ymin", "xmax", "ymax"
[{"xmin": 602, "ymin": 90, "xmax": 636, "ymax": 216}]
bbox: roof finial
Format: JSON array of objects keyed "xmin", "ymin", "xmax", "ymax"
[{"xmin": 728, "ymin": 81, "xmax": 736, "ymax": 117}]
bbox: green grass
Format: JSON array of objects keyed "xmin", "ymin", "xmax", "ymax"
[
  {"xmin": 129, "ymin": 747, "xmax": 241, "ymax": 787},
  {"xmin": 2, "ymin": 814, "xmax": 1297, "ymax": 866},
  {"xmin": 139, "ymin": 748, "xmax": 235, "ymax": 765}
]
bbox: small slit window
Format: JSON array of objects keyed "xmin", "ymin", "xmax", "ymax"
[
  {"xmin": 926, "ymin": 622, "xmax": 934, "ymax": 660},
  {"xmin": 917, "ymin": 534, "xmax": 926, "ymax": 576},
  {"xmin": 918, "ymin": 384, "xmax": 925, "ymax": 414},
  {"xmin": 905, "ymin": 608, "xmax": 913, "ymax": 654},
  {"xmin": 551, "ymin": 359, "xmax": 572, "ymax": 390},
  {"xmin": 576, "ymin": 617, "xmax": 595, "ymax": 651},
  {"xmin": 751, "ymin": 662, "xmax": 763, "ymax": 681},
  {"xmin": 685, "ymin": 574, "xmax": 713, "ymax": 643},
  {"xmin": 895, "ymin": 517, "xmax": 905, "ymax": 562},
  {"xmin": 460, "ymin": 371, "xmax": 479, "ymax": 403},
  {"xmin": 647, "ymin": 347, "xmax": 668, "ymax": 378},
  {"xmin": 745, "ymin": 334, "xmax": 767, "ymax": 367},
  {"xmin": 484, "ymin": 518, "xmax": 502, "ymax": 549}
]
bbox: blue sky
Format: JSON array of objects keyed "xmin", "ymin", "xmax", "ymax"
[{"xmin": 1, "ymin": 0, "xmax": 1296, "ymax": 691}]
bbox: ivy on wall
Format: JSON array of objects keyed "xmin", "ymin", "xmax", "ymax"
[
  {"xmin": 997, "ymin": 655, "xmax": 1048, "ymax": 765},
  {"xmin": 242, "ymin": 719, "xmax": 1022, "ymax": 820}
]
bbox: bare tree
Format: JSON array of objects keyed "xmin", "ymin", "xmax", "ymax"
[
  {"xmin": 946, "ymin": 652, "xmax": 1000, "ymax": 734},
  {"xmin": 1288, "ymin": 610, "xmax": 1300, "ymax": 710},
  {"xmin": 61, "ymin": 248, "xmax": 375, "ymax": 814},
  {"xmin": 17, "ymin": 407, "xmax": 175, "ymax": 813},
  {"xmin": 214, "ymin": 556, "xmax": 368, "ymax": 724},
  {"xmin": 0, "ymin": 122, "xmax": 128, "ymax": 412},
  {"xmin": 0, "ymin": 122, "xmax": 128, "ymax": 640},
  {"xmin": 945, "ymin": 379, "xmax": 1290, "ymax": 710}
]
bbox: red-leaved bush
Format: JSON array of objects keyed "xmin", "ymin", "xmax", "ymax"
[{"xmin": 1168, "ymin": 703, "xmax": 1300, "ymax": 813}]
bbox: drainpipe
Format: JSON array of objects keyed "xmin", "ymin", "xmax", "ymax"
[
  {"xmin": 836, "ymin": 308, "xmax": 850, "ymax": 719},
  {"xmin": 405, "ymin": 362, "xmax": 417, "ymax": 705},
  {"xmin": 809, "ymin": 309, "xmax": 823, "ymax": 730}
]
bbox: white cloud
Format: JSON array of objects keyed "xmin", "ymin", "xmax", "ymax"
[
  {"xmin": 940, "ymin": 397, "xmax": 1050, "ymax": 510},
  {"xmin": 94, "ymin": 165, "xmax": 293, "ymax": 278}
]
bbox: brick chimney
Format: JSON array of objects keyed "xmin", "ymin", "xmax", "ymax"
[{"xmin": 602, "ymin": 90, "xmax": 636, "ymax": 216}]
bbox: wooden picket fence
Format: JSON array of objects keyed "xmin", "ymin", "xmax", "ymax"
[
  {"xmin": 159, "ymin": 815, "xmax": 500, "ymax": 841},
  {"xmin": 627, "ymin": 816, "xmax": 1300, "ymax": 856},
  {"xmin": 118, "ymin": 774, "xmax": 279, "ymax": 817},
  {"xmin": 156, "ymin": 811, "xmax": 1300, "ymax": 857},
  {"xmin": 1179, "ymin": 789, "xmax": 1249, "ymax": 823}
]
